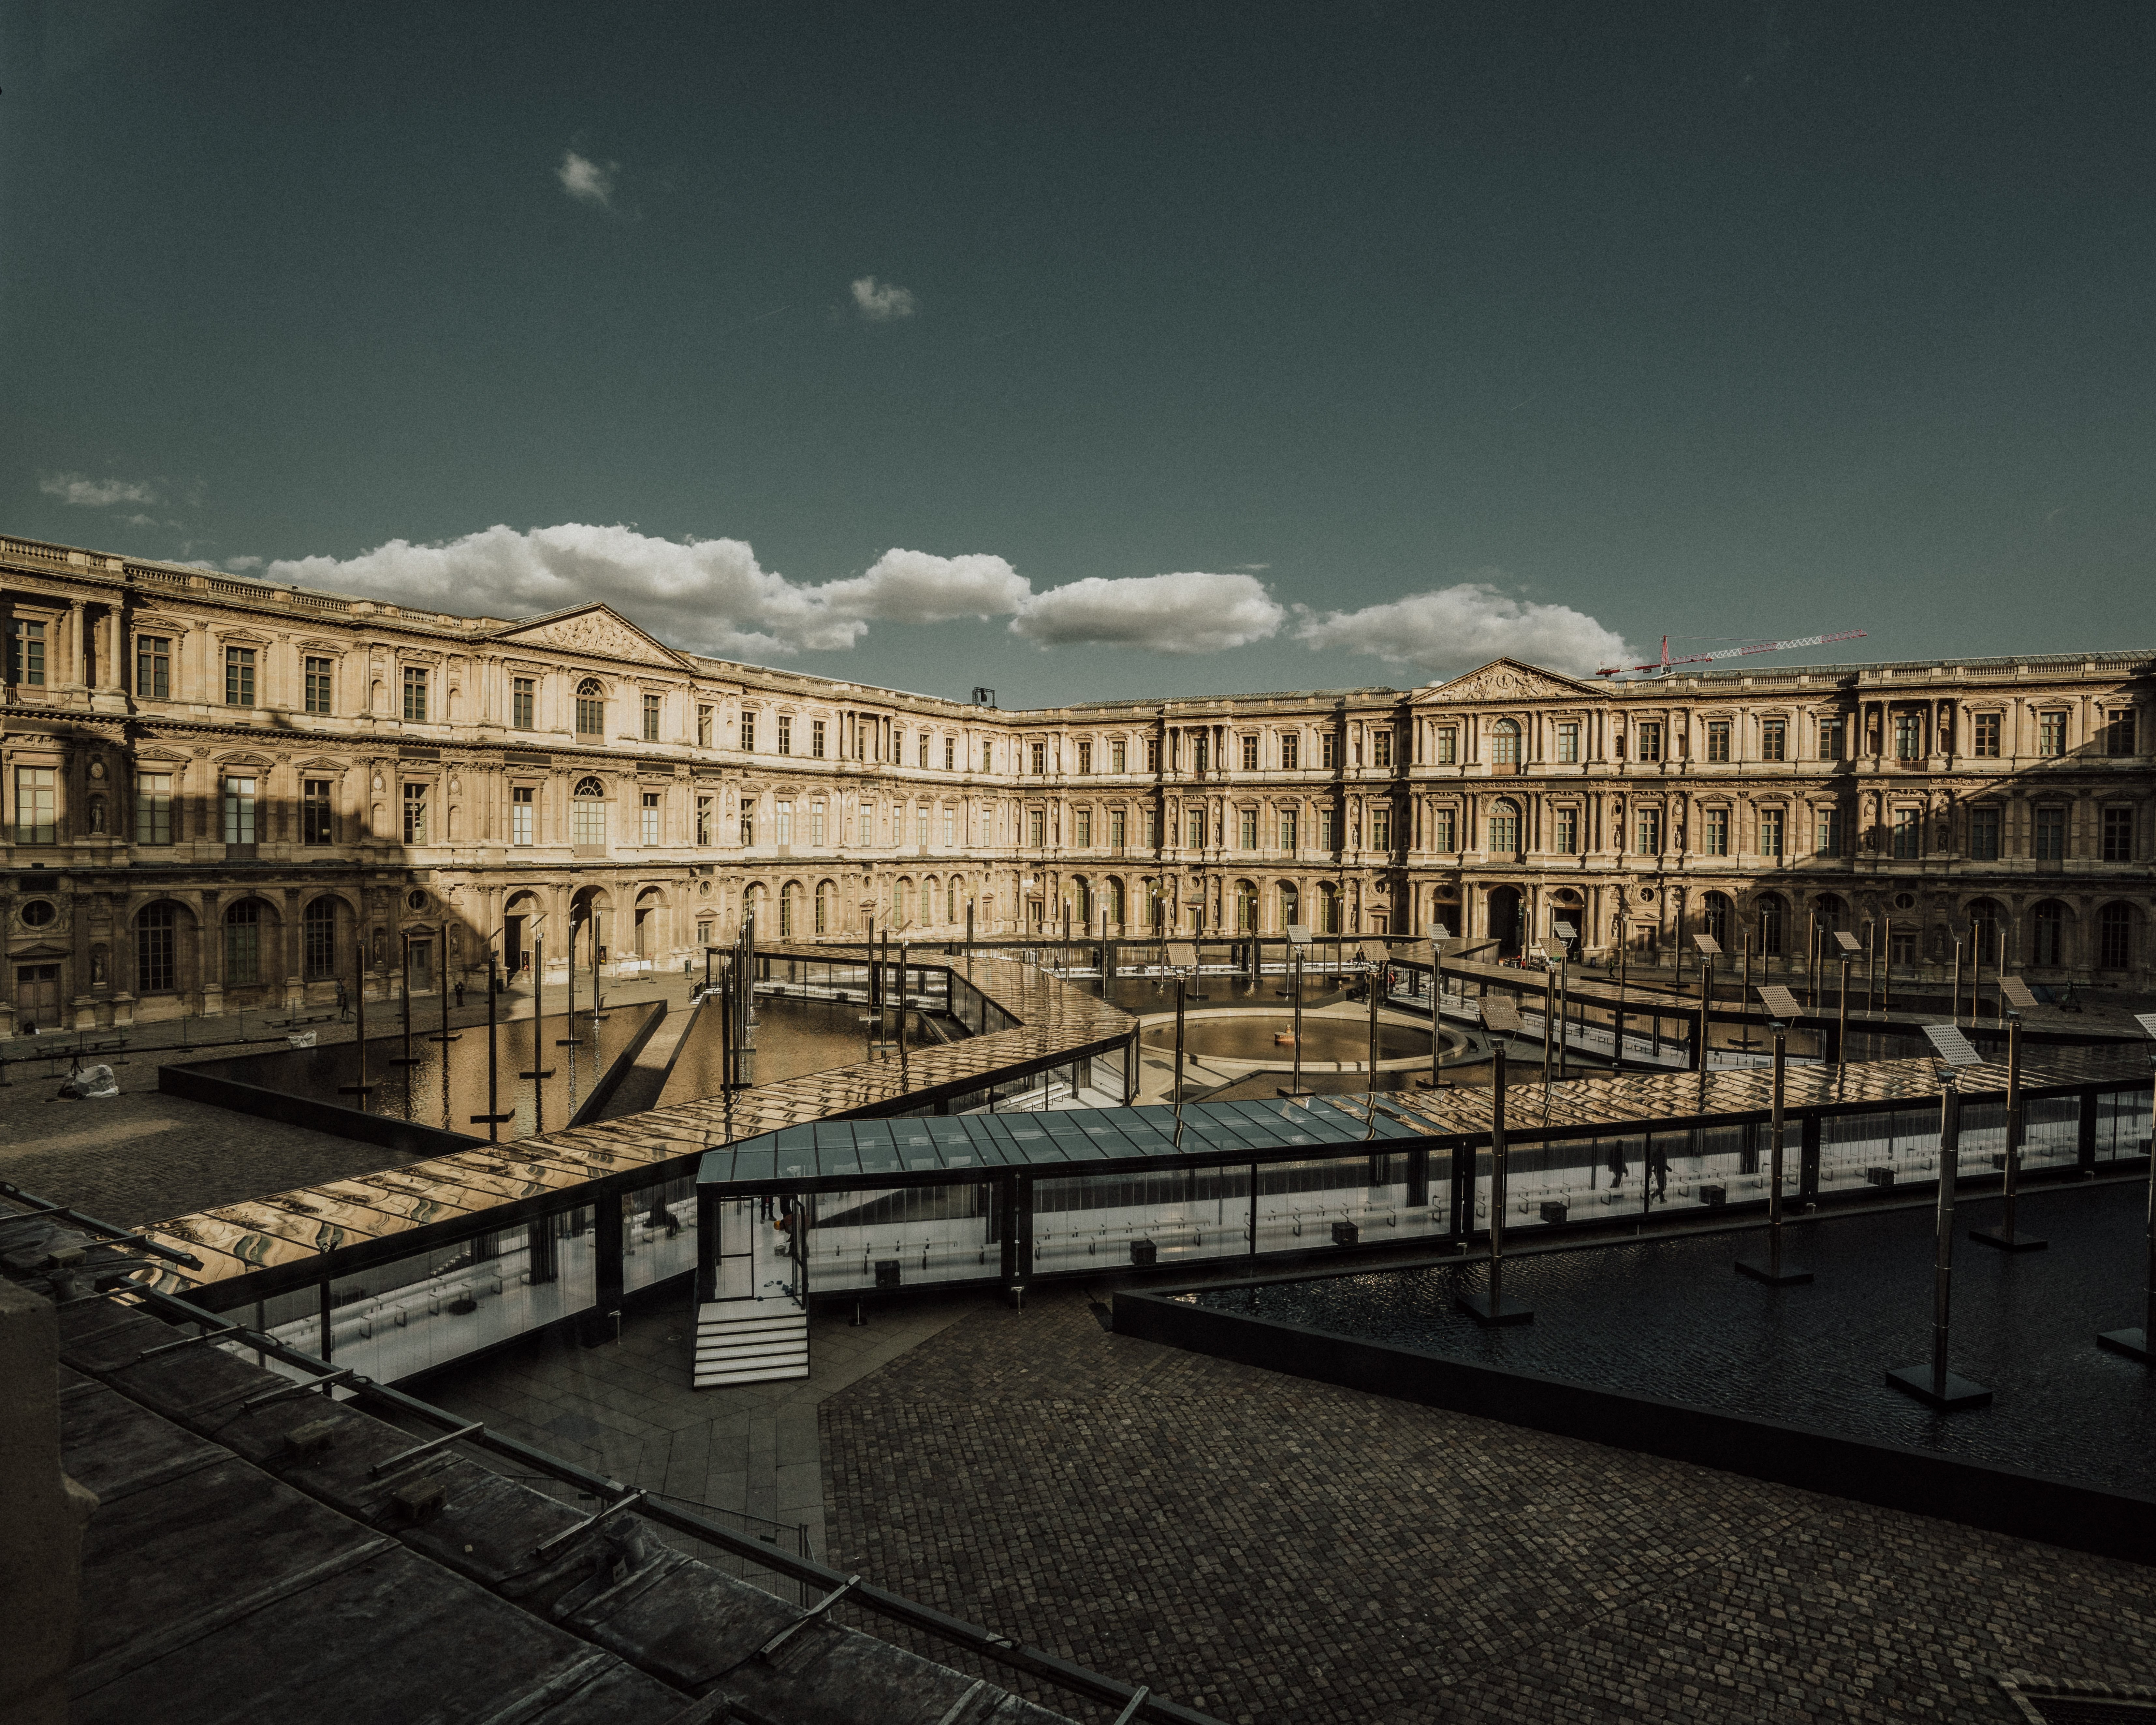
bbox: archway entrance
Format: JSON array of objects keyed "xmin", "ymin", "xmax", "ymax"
[{"xmin": 1486, "ymin": 885, "xmax": 1524, "ymax": 958}]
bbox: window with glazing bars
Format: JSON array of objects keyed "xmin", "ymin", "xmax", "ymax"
[
  {"xmin": 402, "ymin": 667, "xmax": 428, "ymax": 723},
  {"xmin": 1370, "ymin": 805, "xmax": 1391, "ymax": 848},
  {"xmin": 1486, "ymin": 803, "xmax": 1519, "ymax": 853},
  {"xmin": 512, "ymin": 785, "xmax": 535, "ymax": 846},
  {"xmin": 1553, "ymin": 807, "xmax": 1577, "ymax": 854},
  {"xmin": 811, "ymin": 719, "xmax": 826, "ymax": 758},
  {"xmin": 1240, "ymin": 736, "xmax": 1257, "ymax": 771},
  {"xmin": 1187, "ymin": 807, "xmax": 1205, "ymax": 848},
  {"xmin": 695, "ymin": 795, "xmax": 712, "ymax": 845},
  {"xmin": 8, "ymin": 619, "xmax": 46, "ymax": 685},
  {"xmin": 643, "ymin": 694, "xmax": 661, "ymax": 741},
  {"xmin": 137, "ymin": 903, "xmax": 175, "ymax": 992},
  {"xmin": 1968, "ymin": 805, "xmax": 2000, "ymax": 860},
  {"xmin": 1427, "ymin": 807, "xmax": 1451, "ymax": 853},
  {"xmin": 304, "ymin": 656, "xmax": 333, "ymax": 714},
  {"xmin": 776, "ymin": 716, "xmax": 791, "ymax": 755},
  {"xmin": 1891, "ymin": 806, "xmax": 1920, "ymax": 858},
  {"xmin": 1706, "ymin": 721, "xmax": 1730, "ymax": 762},
  {"xmin": 400, "ymin": 782, "xmax": 427, "ymax": 844},
  {"xmin": 226, "ymin": 647, "xmax": 256, "ymax": 708},
  {"xmin": 303, "ymin": 900, "xmax": 337, "ymax": 978},
  {"xmin": 2103, "ymin": 807, "xmax": 2134, "ymax": 861},
  {"xmin": 302, "ymin": 779, "xmax": 333, "ymax": 844},
  {"xmin": 641, "ymin": 792, "xmax": 661, "ymax": 845},
  {"xmin": 1972, "ymin": 713, "xmax": 2000, "ymax": 757},
  {"xmin": 1239, "ymin": 810, "xmax": 1257, "ymax": 849},
  {"xmin": 1280, "ymin": 734, "xmax": 1299, "ymax": 770},
  {"xmin": 741, "ymin": 711, "xmax": 756, "ymax": 751},
  {"xmin": 1759, "ymin": 807, "xmax": 1784, "ymax": 856},
  {"xmin": 1371, "ymin": 730, "xmax": 1392, "ymax": 768},
  {"xmin": 1758, "ymin": 720, "xmax": 1785, "ymax": 762},
  {"xmin": 1636, "ymin": 808, "xmax": 1661, "ymax": 853},
  {"xmin": 136, "ymin": 635, "xmax": 170, "ymax": 699},
  {"xmin": 136, "ymin": 773, "xmax": 172, "ymax": 845},
  {"xmin": 1110, "ymin": 807, "xmax": 1127, "ymax": 847},
  {"xmin": 223, "ymin": 775, "xmax": 258, "ymax": 844},
  {"xmin": 512, "ymin": 677, "xmax": 535, "ymax": 729},
  {"xmin": 1075, "ymin": 808, "xmax": 1091, "ymax": 847},
  {"xmin": 1029, "ymin": 808, "xmax": 1047, "ymax": 847},
  {"xmin": 1703, "ymin": 808, "xmax": 1728, "ymax": 855},
  {"xmin": 1815, "ymin": 805, "xmax": 1842, "ymax": 856},
  {"xmin": 13, "ymin": 766, "xmax": 55, "ymax": 843}
]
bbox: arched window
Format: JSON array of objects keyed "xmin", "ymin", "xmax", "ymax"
[
  {"xmin": 225, "ymin": 899, "xmax": 263, "ymax": 986},
  {"xmin": 1073, "ymin": 878, "xmax": 1092, "ymax": 925},
  {"xmin": 1105, "ymin": 877, "xmax": 1124, "ymax": 929},
  {"xmin": 138, "ymin": 902, "xmax": 178, "ymax": 993},
  {"xmin": 575, "ymin": 679, "xmax": 605, "ymax": 737},
  {"xmin": 1491, "ymin": 719, "xmax": 1521, "ymax": 766},
  {"xmin": 1813, "ymin": 893, "xmax": 1846, "ymax": 932},
  {"xmin": 572, "ymin": 777, "xmax": 606, "ymax": 850},
  {"xmin": 1235, "ymin": 880, "xmax": 1257, "ymax": 932},
  {"xmin": 1964, "ymin": 898, "xmax": 2006, "ymax": 967},
  {"xmin": 2098, "ymin": 901, "xmax": 2134, "ymax": 970},
  {"xmin": 1756, "ymin": 893, "xmax": 1787, "ymax": 958},
  {"xmin": 743, "ymin": 883, "xmax": 764, "ymax": 937},
  {"xmin": 1487, "ymin": 799, "xmax": 1520, "ymax": 855},
  {"xmin": 948, "ymin": 878, "xmax": 961, "ymax": 924},
  {"xmin": 1318, "ymin": 881, "xmax": 1342, "ymax": 934},
  {"xmin": 1278, "ymin": 882, "xmax": 1300, "ymax": 928},
  {"xmin": 814, "ymin": 880, "xmax": 832, "ymax": 936},
  {"xmin": 1702, "ymin": 891, "xmax": 1734, "ymax": 950},
  {"xmin": 779, "ymin": 882, "xmax": 799, "ymax": 939},
  {"xmin": 303, "ymin": 898, "xmax": 339, "ymax": 979},
  {"xmin": 2032, "ymin": 899, "xmax": 2067, "ymax": 967}
]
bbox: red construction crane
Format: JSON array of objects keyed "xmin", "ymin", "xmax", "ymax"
[{"xmin": 1597, "ymin": 629, "xmax": 1867, "ymax": 679}]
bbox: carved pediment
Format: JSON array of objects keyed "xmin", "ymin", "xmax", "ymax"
[
  {"xmin": 491, "ymin": 605, "xmax": 690, "ymax": 669},
  {"xmin": 1417, "ymin": 659, "xmax": 1598, "ymax": 705}
]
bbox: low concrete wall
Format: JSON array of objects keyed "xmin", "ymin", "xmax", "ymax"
[{"xmin": 1114, "ymin": 1287, "xmax": 2156, "ymax": 1567}]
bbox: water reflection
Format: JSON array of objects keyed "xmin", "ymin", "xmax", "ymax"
[{"xmin": 661, "ymin": 993, "xmax": 948, "ymax": 1106}]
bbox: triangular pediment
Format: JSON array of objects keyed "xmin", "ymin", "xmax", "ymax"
[
  {"xmin": 491, "ymin": 604, "xmax": 691, "ymax": 670},
  {"xmin": 1417, "ymin": 658, "xmax": 1598, "ymax": 705}
]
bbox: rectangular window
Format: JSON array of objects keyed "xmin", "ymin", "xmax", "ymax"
[
  {"xmin": 1428, "ymin": 807, "xmax": 1452, "ymax": 853},
  {"xmin": 918, "ymin": 732, "xmax": 930, "ymax": 768},
  {"xmin": 1240, "ymin": 735, "xmax": 1258, "ymax": 772},
  {"xmin": 1815, "ymin": 806, "xmax": 1842, "ymax": 857},
  {"xmin": 402, "ymin": 666, "xmax": 428, "ymax": 724},
  {"xmin": 944, "ymin": 737, "xmax": 955, "ymax": 770},
  {"xmin": 2038, "ymin": 712, "xmax": 2066, "ymax": 757},
  {"xmin": 810, "ymin": 718, "xmax": 826, "ymax": 759},
  {"xmin": 775, "ymin": 800, "xmax": 793, "ymax": 844},
  {"xmin": 512, "ymin": 785, "xmax": 535, "ymax": 847},
  {"xmin": 136, "ymin": 772, "xmax": 173, "ymax": 846},
  {"xmin": 1555, "ymin": 723, "xmax": 1579, "ymax": 764},
  {"xmin": 1759, "ymin": 807, "xmax": 1784, "ymax": 857},
  {"xmin": 1891, "ymin": 807, "xmax": 1920, "ymax": 859},
  {"xmin": 1759, "ymin": 720, "xmax": 1785, "ymax": 762},
  {"xmin": 807, "ymin": 800, "xmax": 824, "ymax": 846},
  {"xmin": 1111, "ymin": 808, "xmax": 1127, "ymax": 848},
  {"xmin": 1187, "ymin": 808, "xmax": 1205, "ymax": 848},
  {"xmin": 1280, "ymin": 808, "xmax": 1299, "ymax": 851},
  {"xmin": 1145, "ymin": 738, "xmax": 1160, "ymax": 773},
  {"xmin": 1706, "ymin": 721, "xmax": 1730, "ymax": 762},
  {"xmin": 1636, "ymin": 723, "xmax": 1663, "ymax": 763},
  {"xmin": 1819, "ymin": 717, "xmax": 1846, "ymax": 760},
  {"xmin": 573, "ymin": 790, "xmax": 605, "ymax": 850},
  {"xmin": 777, "ymin": 716, "xmax": 792, "ymax": 755},
  {"xmin": 1969, "ymin": 806, "xmax": 2000, "ymax": 860},
  {"xmin": 512, "ymin": 676, "xmax": 535, "ymax": 728},
  {"xmin": 1486, "ymin": 805, "xmax": 1518, "ymax": 854},
  {"xmin": 2103, "ymin": 806, "xmax": 2134, "ymax": 862},
  {"xmin": 1371, "ymin": 730, "xmax": 1393, "ymax": 768},
  {"xmin": 1971, "ymin": 712, "xmax": 2000, "ymax": 758},
  {"xmin": 1636, "ymin": 808, "xmax": 1661, "ymax": 854},
  {"xmin": 1703, "ymin": 809, "xmax": 1729, "ymax": 855},
  {"xmin": 226, "ymin": 646, "xmax": 256, "ymax": 708},
  {"xmin": 399, "ymin": 782, "xmax": 426, "ymax": 845},
  {"xmin": 860, "ymin": 806, "xmax": 874, "ymax": 845},
  {"xmin": 1434, "ymin": 728, "xmax": 1456, "ymax": 765},
  {"xmin": 1370, "ymin": 805, "xmax": 1391, "ymax": 849},
  {"xmin": 1894, "ymin": 712, "xmax": 1923, "ymax": 761},
  {"xmin": 223, "ymin": 775, "xmax": 258, "ymax": 844},
  {"xmin": 944, "ymin": 808, "xmax": 956, "ymax": 846},
  {"xmin": 136, "ymin": 635, "xmax": 170, "ymax": 700},
  {"xmin": 138, "ymin": 912, "xmax": 174, "ymax": 993},
  {"xmin": 1078, "ymin": 740, "xmax": 1094, "ymax": 774},
  {"xmin": 1030, "ymin": 740, "xmax": 1047, "ymax": 774},
  {"xmin": 2032, "ymin": 806, "xmax": 2067, "ymax": 859},
  {"xmin": 1554, "ymin": 807, "xmax": 1578, "ymax": 854},
  {"xmin": 739, "ymin": 808, "xmax": 754, "ymax": 846},
  {"xmin": 695, "ymin": 795, "xmax": 713, "ymax": 845},
  {"xmin": 984, "ymin": 740, "xmax": 996, "ymax": 772},
  {"xmin": 1076, "ymin": 808, "xmax": 1092, "ymax": 847},
  {"xmin": 1319, "ymin": 809, "xmax": 1336, "ymax": 850},
  {"xmin": 641, "ymin": 792, "xmax": 661, "ymax": 845},
  {"xmin": 1321, "ymin": 733, "xmax": 1338, "ymax": 770},
  {"xmin": 1029, "ymin": 808, "xmax": 1047, "ymax": 847},
  {"xmin": 303, "ymin": 909, "xmax": 336, "ymax": 980},
  {"xmin": 642, "ymin": 694, "xmax": 661, "ymax": 742},
  {"xmin": 1239, "ymin": 810, "xmax": 1256, "ymax": 850},
  {"xmin": 1280, "ymin": 734, "xmax": 1299, "ymax": 770},
  {"xmin": 2105, "ymin": 710, "xmax": 2138, "ymax": 757},
  {"xmin": 1111, "ymin": 739, "xmax": 1128, "ymax": 773},
  {"xmin": 915, "ymin": 806, "xmax": 929, "ymax": 846},
  {"xmin": 741, "ymin": 712, "xmax": 756, "ymax": 752},
  {"xmin": 1192, "ymin": 733, "xmax": 1208, "ymax": 774},
  {"xmin": 1144, "ymin": 807, "xmax": 1159, "ymax": 848},
  {"xmin": 696, "ymin": 704, "xmax": 713, "ymax": 747},
  {"xmin": 302, "ymin": 779, "xmax": 333, "ymax": 845},
  {"xmin": 304, "ymin": 656, "xmax": 333, "ymax": 715},
  {"xmin": 8, "ymin": 619, "xmax": 48, "ymax": 686}
]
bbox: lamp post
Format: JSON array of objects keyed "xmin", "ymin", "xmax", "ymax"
[
  {"xmin": 1735, "ymin": 1013, "xmax": 1812, "ymax": 1286},
  {"xmin": 1456, "ymin": 1033, "xmax": 1531, "ymax": 1325},
  {"xmin": 336, "ymin": 919, "xmax": 374, "ymax": 1112},
  {"xmin": 1887, "ymin": 1029, "xmax": 1992, "ymax": 1409},
  {"xmin": 1972, "ymin": 1011, "xmax": 2046, "ymax": 1252},
  {"xmin": 1833, "ymin": 928, "xmax": 1861, "ymax": 1069}
]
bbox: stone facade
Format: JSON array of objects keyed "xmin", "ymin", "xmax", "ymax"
[{"xmin": 2, "ymin": 531, "xmax": 2150, "ymax": 1034}]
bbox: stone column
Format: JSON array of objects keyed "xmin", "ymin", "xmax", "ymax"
[
  {"xmin": 65, "ymin": 602, "xmax": 87, "ymax": 694},
  {"xmin": 284, "ymin": 886, "xmax": 306, "ymax": 1010},
  {"xmin": 198, "ymin": 889, "xmax": 224, "ymax": 1017}
]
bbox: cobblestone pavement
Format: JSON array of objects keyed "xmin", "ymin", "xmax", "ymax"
[
  {"xmin": 0, "ymin": 972, "xmax": 695, "ymax": 1226},
  {"xmin": 821, "ymin": 1285, "xmax": 2156, "ymax": 1725}
]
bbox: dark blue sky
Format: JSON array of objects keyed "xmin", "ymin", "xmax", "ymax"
[{"xmin": 3, "ymin": 1, "xmax": 2151, "ymax": 702}]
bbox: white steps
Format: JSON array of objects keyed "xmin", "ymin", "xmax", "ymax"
[{"xmin": 693, "ymin": 1299, "xmax": 809, "ymax": 1388}]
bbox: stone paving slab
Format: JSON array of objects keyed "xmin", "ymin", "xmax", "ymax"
[{"xmin": 819, "ymin": 1285, "xmax": 2156, "ymax": 1725}]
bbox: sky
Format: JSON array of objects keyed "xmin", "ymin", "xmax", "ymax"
[{"xmin": 3, "ymin": 0, "xmax": 2152, "ymax": 705}]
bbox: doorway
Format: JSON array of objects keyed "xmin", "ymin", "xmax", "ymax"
[
  {"xmin": 1486, "ymin": 885, "xmax": 1524, "ymax": 958},
  {"xmin": 406, "ymin": 936, "xmax": 435, "ymax": 995},
  {"xmin": 15, "ymin": 964, "xmax": 61, "ymax": 1025}
]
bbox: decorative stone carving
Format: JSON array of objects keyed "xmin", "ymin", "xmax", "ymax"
[
  {"xmin": 1420, "ymin": 659, "xmax": 1593, "ymax": 704},
  {"xmin": 495, "ymin": 606, "xmax": 684, "ymax": 667}
]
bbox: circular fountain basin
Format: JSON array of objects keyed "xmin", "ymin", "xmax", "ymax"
[{"xmin": 1139, "ymin": 1009, "xmax": 1470, "ymax": 1073}]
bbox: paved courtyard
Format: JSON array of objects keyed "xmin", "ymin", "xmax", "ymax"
[{"xmin": 819, "ymin": 1284, "xmax": 2156, "ymax": 1725}]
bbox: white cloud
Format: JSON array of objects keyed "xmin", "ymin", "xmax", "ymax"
[
  {"xmin": 850, "ymin": 275, "xmax": 917, "ymax": 321},
  {"xmin": 1010, "ymin": 572, "xmax": 1285, "ymax": 654},
  {"xmin": 1294, "ymin": 582, "xmax": 1632, "ymax": 680},
  {"xmin": 263, "ymin": 524, "xmax": 1026, "ymax": 659},
  {"xmin": 557, "ymin": 150, "xmax": 616, "ymax": 209},
  {"xmin": 223, "ymin": 555, "xmax": 263, "ymax": 572},
  {"xmin": 40, "ymin": 472, "xmax": 158, "ymax": 508}
]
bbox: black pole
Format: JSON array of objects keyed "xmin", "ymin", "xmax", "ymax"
[
  {"xmin": 337, "ymin": 914, "xmax": 373, "ymax": 1110},
  {"xmin": 1173, "ymin": 975, "xmax": 1186, "ymax": 1107},
  {"xmin": 1737, "ymin": 1027, "xmax": 1811, "ymax": 1285},
  {"xmin": 1427, "ymin": 946, "xmax": 1443, "ymax": 1089},
  {"xmin": 1458, "ymin": 1044, "xmax": 1530, "ymax": 1324},
  {"xmin": 1887, "ymin": 1076, "xmax": 1989, "ymax": 1407},
  {"xmin": 1974, "ymin": 1014, "xmax": 2046, "ymax": 1253},
  {"xmin": 898, "ymin": 941, "xmax": 910, "ymax": 1086},
  {"xmin": 486, "ymin": 960, "xmax": 498, "ymax": 1141},
  {"xmin": 2096, "ymin": 1048, "xmax": 2156, "ymax": 1364}
]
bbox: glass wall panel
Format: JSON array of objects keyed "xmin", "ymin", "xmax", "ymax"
[{"xmin": 622, "ymin": 1175, "xmax": 699, "ymax": 1295}]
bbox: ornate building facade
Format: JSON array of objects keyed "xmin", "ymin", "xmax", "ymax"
[{"xmin": 2, "ymin": 531, "xmax": 2150, "ymax": 1033}]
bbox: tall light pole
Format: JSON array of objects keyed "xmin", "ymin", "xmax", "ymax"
[
  {"xmin": 1972, "ymin": 1009, "xmax": 2046, "ymax": 1253},
  {"xmin": 1735, "ymin": 1003, "xmax": 1812, "ymax": 1286},
  {"xmin": 2095, "ymin": 1014, "xmax": 2156, "ymax": 1364},
  {"xmin": 1887, "ymin": 1026, "xmax": 1991, "ymax": 1408}
]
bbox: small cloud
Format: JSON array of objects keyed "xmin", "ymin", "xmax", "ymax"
[
  {"xmin": 1010, "ymin": 571, "xmax": 1285, "ymax": 654},
  {"xmin": 40, "ymin": 472, "xmax": 158, "ymax": 508},
  {"xmin": 1294, "ymin": 580, "xmax": 1631, "ymax": 680},
  {"xmin": 224, "ymin": 556, "xmax": 263, "ymax": 572},
  {"xmin": 557, "ymin": 150, "xmax": 617, "ymax": 209},
  {"xmin": 851, "ymin": 276, "xmax": 918, "ymax": 321}
]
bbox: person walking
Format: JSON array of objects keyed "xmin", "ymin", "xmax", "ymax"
[{"xmin": 336, "ymin": 978, "xmax": 351, "ymax": 1022}]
